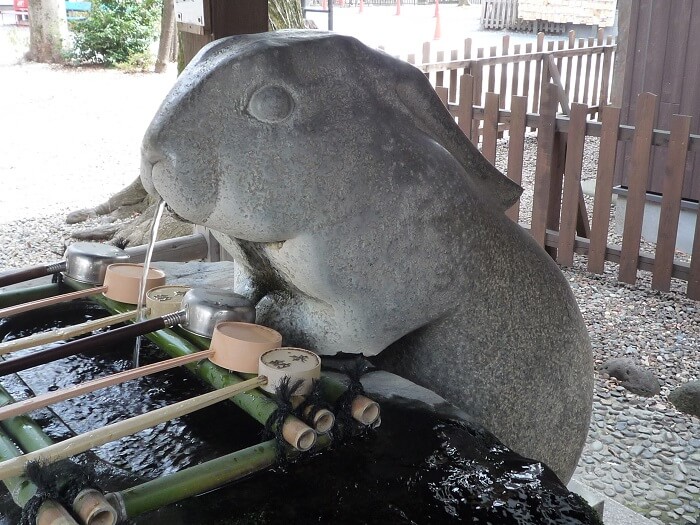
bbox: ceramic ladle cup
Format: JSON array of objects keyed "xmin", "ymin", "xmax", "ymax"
[{"xmin": 0, "ymin": 288, "xmax": 255, "ymax": 377}]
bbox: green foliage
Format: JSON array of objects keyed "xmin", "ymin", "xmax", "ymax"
[
  {"xmin": 115, "ymin": 50, "xmax": 154, "ymax": 72},
  {"xmin": 68, "ymin": 0, "xmax": 162, "ymax": 66}
]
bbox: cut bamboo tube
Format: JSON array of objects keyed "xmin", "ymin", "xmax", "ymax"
[
  {"xmin": 0, "ymin": 351, "xmax": 213, "ymax": 420},
  {"xmin": 0, "ymin": 377, "xmax": 269, "ymax": 481},
  {"xmin": 37, "ymin": 499, "xmax": 81, "ymax": 525},
  {"xmin": 0, "ymin": 286, "xmax": 108, "ymax": 318},
  {"xmin": 350, "ymin": 395, "xmax": 381, "ymax": 426},
  {"xmin": 73, "ymin": 489, "xmax": 118, "ymax": 525},
  {"xmin": 0, "ymin": 310, "xmax": 139, "ymax": 356},
  {"xmin": 319, "ymin": 376, "xmax": 381, "ymax": 426},
  {"xmin": 291, "ymin": 397, "xmax": 335, "ymax": 434}
]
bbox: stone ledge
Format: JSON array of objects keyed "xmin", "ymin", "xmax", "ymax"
[{"xmin": 568, "ymin": 477, "xmax": 658, "ymax": 525}]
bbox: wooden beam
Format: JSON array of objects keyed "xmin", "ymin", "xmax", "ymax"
[{"xmin": 537, "ymin": 229, "xmax": 692, "ymax": 282}]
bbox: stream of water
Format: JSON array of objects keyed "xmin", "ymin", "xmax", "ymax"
[{"xmin": 132, "ymin": 199, "xmax": 166, "ymax": 368}]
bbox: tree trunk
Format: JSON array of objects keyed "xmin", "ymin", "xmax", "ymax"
[
  {"xmin": 269, "ymin": 0, "xmax": 304, "ymax": 30},
  {"xmin": 155, "ymin": 0, "xmax": 176, "ymax": 73},
  {"xmin": 28, "ymin": 0, "xmax": 68, "ymax": 63}
]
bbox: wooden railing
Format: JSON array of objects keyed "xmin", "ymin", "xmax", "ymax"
[
  {"xmin": 480, "ymin": 0, "xmax": 567, "ymax": 32},
  {"xmin": 440, "ymin": 76, "xmax": 700, "ymax": 299},
  {"xmin": 480, "ymin": 0, "xmax": 529, "ymax": 31}
]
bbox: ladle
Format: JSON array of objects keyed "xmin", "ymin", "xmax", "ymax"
[
  {"xmin": 0, "ymin": 263, "xmax": 165, "ymax": 319},
  {"xmin": 0, "ymin": 242, "xmax": 129, "ymax": 289},
  {"xmin": 0, "ymin": 310, "xmax": 140, "ymax": 356},
  {"xmin": 0, "ymin": 288, "xmax": 255, "ymax": 377},
  {"xmin": 0, "ymin": 326, "xmax": 335, "ymax": 436},
  {"xmin": 0, "ymin": 285, "xmax": 191, "ymax": 356},
  {"xmin": 0, "ymin": 344, "xmax": 327, "ymax": 479},
  {"xmin": 0, "ymin": 324, "xmax": 281, "ymax": 420}
]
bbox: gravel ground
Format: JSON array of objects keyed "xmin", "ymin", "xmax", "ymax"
[{"xmin": 1, "ymin": 14, "xmax": 699, "ymax": 525}]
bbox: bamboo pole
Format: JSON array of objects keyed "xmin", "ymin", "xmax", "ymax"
[
  {"xmin": 0, "ymin": 427, "xmax": 38, "ymax": 507},
  {"xmin": 110, "ymin": 439, "xmax": 278, "ymax": 519},
  {"xmin": 0, "ymin": 377, "xmax": 267, "ymax": 481},
  {"xmin": 0, "ymin": 351, "xmax": 214, "ymax": 421},
  {"xmin": 38, "ymin": 499, "xmax": 82, "ymax": 525},
  {"xmin": 108, "ymin": 433, "xmax": 331, "ymax": 520},
  {"xmin": 0, "ymin": 286, "xmax": 108, "ymax": 319},
  {"xmin": 0, "ymin": 386, "xmax": 54, "ymax": 453},
  {"xmin": 0, "ymin": 310, "xmax": 139, "ymax": 356}
]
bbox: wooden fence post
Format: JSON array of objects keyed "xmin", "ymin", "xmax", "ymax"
[
  {"xmin": 472, "ymin": 46, "xmax": 484, "ymax": 140},
  {"xmin": 457, "ymin": 74, "xmax": 474, "ymax": 141},
  {"xmin": 618, "ymin": 92, "xmax": 659, "ymax": 284},
  {"xmin": 506, "ymin": 95, "xmax": 527, "ymax": 223},
  {"xmin": 558, "ymin": 103, "xmax": 589, "ymax": 266},
  {"xmin": 531, "ymin": 82, "xmax": 558, "ymax": 248},
  {"xmin": 588, "ymin": 105, "xmax": 622, "ymax": 274},
  {"xmin": 532, "ymin": 32, "xmax": 544, "ymax": 118},
  {"xmin": 449, "ymin": 49, "xmax": 459, "ymax": 104},
  {"xmin": 482, "ymin": 92, "xmax": 500, "ymax": 163},
  {"xmin": 688, "ymin": 210, "xmax": 700, "ymax": 299},
  {"xmin": 499, "ymin": 35, "xmax": 509, "ymax": 108},
  {"xmin": 652, "ymin": 114, "xmax": 692, "ymax": 292}
]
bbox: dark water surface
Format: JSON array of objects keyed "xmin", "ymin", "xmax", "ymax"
[{"xmin": 0, "ymin": 302, "xmax": 600, "ymax": 524}]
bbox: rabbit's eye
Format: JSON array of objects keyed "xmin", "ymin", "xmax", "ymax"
[{"xmin": 247, "ymin": 85, "xmax": 294, "ymax": 123}]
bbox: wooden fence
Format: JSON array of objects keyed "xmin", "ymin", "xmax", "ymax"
[
  {"xmin": 406, "ymin": 31, "xmax": 615, "ymax": 136},
  {"xmin": 481, "ymin": 0, "xmax": 524, "ymax": 30},
  {"xmin": 480, "ymin": 0, "xmax": 566, "ymax": 32},
  {"xmin": 435, "ymin": 74, "xmax": 700, "ymax": 299}
]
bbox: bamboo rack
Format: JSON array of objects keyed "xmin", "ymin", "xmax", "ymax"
[
  {"xmin": 66, "ymin": 283, "xmax": 303, "ymax": 429},
  {"xmin": 0, "ymin": 376, "xmax": 267, "ymax": 481}
]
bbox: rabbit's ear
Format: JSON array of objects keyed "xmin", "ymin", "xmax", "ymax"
[{"xmin": 388, "ymin": 68, "xmax": 522, "ymax": 211}]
